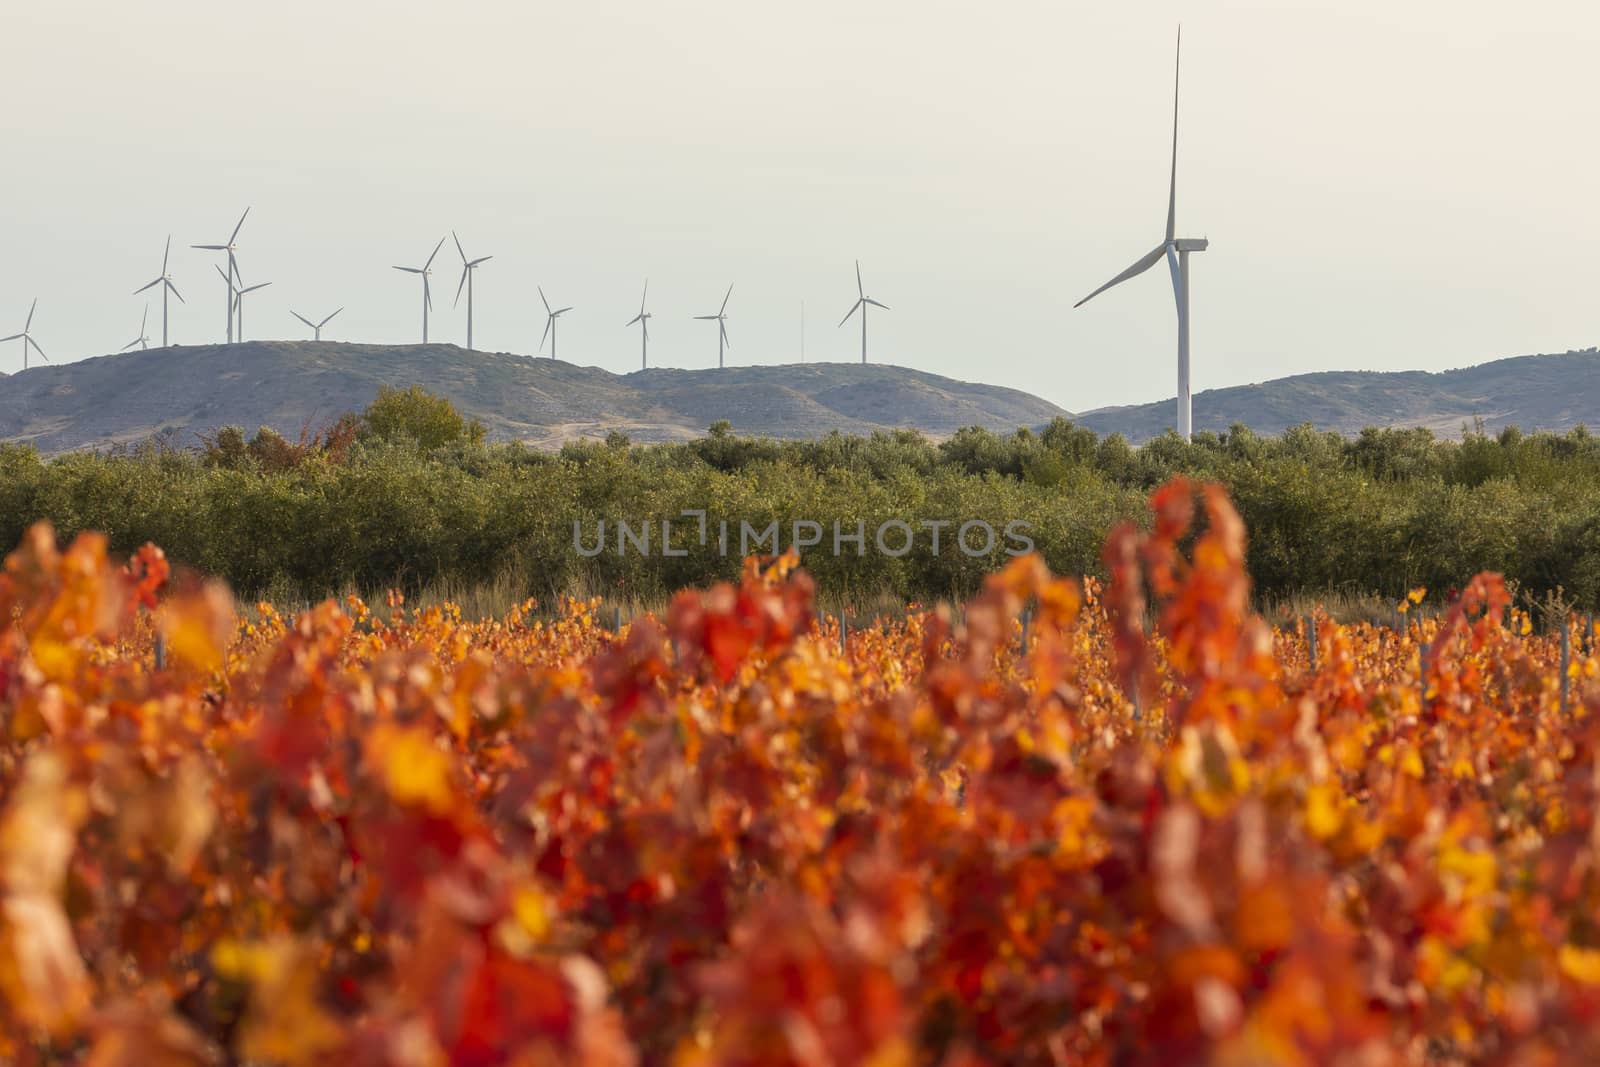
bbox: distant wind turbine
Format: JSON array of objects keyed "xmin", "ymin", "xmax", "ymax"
[
  {"xmin": 452, "ymin": 231, "xmax": 492, "ymax": 351},
  {"xmin": 625, "ymin": 281, "xmax": 651, "ymax": 369},
  {"xmin": 540, "ymin": 287, "xmax": 572, "ymax": 361},
  {"xmin": 839, "ymin": 261, "xmax": 889, "ymax": 364},
  {"xmin": 192, "ymin": 207, "xmax": 250, "ymax": 343},
  {"xmin": 0, "ymin": 300, "xmax": 48, "ymax": 370},
  {"xmin": 132, "ymin": 236, "xmax": 184, "ymax": 346},
  {"xmin": 1073, "ymin": 28, "xmax": 1209, "ymax": 441},
  {"xmin": 393, "ymin": 236, "xmax": 446, "ymax": 343},
  {"xmin": 695, "ymin": 284, "xmax": 733, "ymax": 368},
  {"xmin": 121, "ymin": 306, "xmax": 151, "ymax": 352},
  {"xmin": 291, "ymin": 307, "xmax": 343, "ymax": 341},
  {"xmin": 220, "ymin": 265, "xmax": 271, "ymax": 343}
]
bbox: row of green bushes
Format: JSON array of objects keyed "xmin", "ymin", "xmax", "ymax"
[{"xmin": 2, "ymin": 389, "xmax": 1598, "ymax": 608}]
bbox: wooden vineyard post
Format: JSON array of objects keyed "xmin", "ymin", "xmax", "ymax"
[
  {"xmin": 1306, "ymin": 614, "xmax": 1318, "ymax": 674},
  {"xmin": 154, "ymin": 633, "xmax": 166, "ymax": 672},
  {"xmin": 1561, "ymin": 621, "xmax": 1572, "ymax": 715},
  {"xmin": 1419, "ymin": 644, "xmax": 1429, "ymax": 707}
]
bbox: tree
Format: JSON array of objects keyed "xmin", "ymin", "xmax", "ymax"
[{"xmin": 360, "ymin": 387, "xmax": 486, "ymax": 451}]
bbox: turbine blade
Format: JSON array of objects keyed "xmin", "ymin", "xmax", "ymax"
[
  {"xmin": 865, "ymin": 298, "xmax": 890, "ymax": 310},
  {"xmin": 242, "ymin": 282, "xmax": 270, "ymax": 294},
  {"xmin": 140, "ymin": 306, "xmax": 148, "ymax": 331},
  {"xmin": 134, "ymin": 278, "xmax": 162, "ymax": 294},
  {"xmin": 856, "ymin": 260, "xmax": 864, "ymax": 299},
  {"xmin": 694, "ymin": 315, "xmax": 718, "ymax": 320},
  {"xmin": 720, "ymin": 322, "xmax": 730, "ymax": 348},
  {"xmin": 424, "ymin": 236, "xmax": 447, "ymax": 270},
  {"xmin": 454, "ymin": 266, "xmax": 468, "ymax": 306},
  {"xmin": 424, "ymin": 275, "xmax": 433, "ymax": 312},
  {"xmin": 640, "ymin": 279, "xmax": 648, "ymax": 314},
  {"xmin": 27, "ymin": 337, "xmax": 47, "ymax": 361},
  {"xmin": 292, "ymin": 312, "xmax": 315, "ymax": 328},
  {"xmin": 626, "ymin": 313, "xmax": 643, "ymax": 327},
  {"xmin": 453, "ymin": 231, "xmax": 467, "ymax": 264},
  {"xmin": 394, "ymin": 266, "xmax": 422, "ymax": 273},
  {"xmin": 0, "ymin": 334, "xmax": 21, "ymax": 343},
  {"xmin": 469, "ymin": 255, "xmax": 492, "ymax": 267},
  {"xmin": 556, "ymin": 306, "xmax": 572, "ymax": 315},
  {"xmin": 839, "ymin": 299, "xmax": 863, "ymax": 327},
  {"xmin": 215, "ymin": 265, "xmax": 231, "ymax": 285},
  {"xmin": 1167, "ymin": 26, "xmax": 1181, "ymax": 244},
  {"xmin": 1073, "ymin": 244, "xmax": 1167, "ymax": 309},
  {"xmin": 166, "ymin": 279, "xmax": 185, "ymax": 303},
  {"xmin": 122, "ymin": 339, "xmax": 140, "ymax": 352},
  {"xmin": 25, "ymin": 298, "xmax": 35, "ymax": 331},
  {"xmin": 230, "ymin": 207, "xmax": 250, "ymax": 244},
  {"xmin": 539, "ymin": 287, "xmax": 551, "ymax": 313},
  {"xmin": 540, "ymin": 316, "xmax": 553, "ymax": 349},
  {"xmin": 162, "ymin": 235, "xmax": 171, "ymax": 272},
  {"xmin": 720, "ymin": 283, "xmax": 733, "ymax": 315},
  {"xmin": 192, "ymin": 244, "xmax": 227, "ymax": 250},
  {"xmin": 321, "ymin": 308, "xmax": 343, "ymax": 327}
]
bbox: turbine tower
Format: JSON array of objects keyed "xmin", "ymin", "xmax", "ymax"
[
  {"xmin": 839, "ymin": 261, "xmax": 889, "ymax": 364},
  {"xmin": 695, "ymin": 284, "xmax": 733, "ymax": 369},
  {"xmin": 452, "ymin": 231, "xmax": 492, "ymax": 351},
  {"xmin": 393, "ymin": 236, "xmax": 446, "ymax": 343},
  {"xmin": 133, "ymin": 236, "xmax": 184, "ymax": 346},
  {"xmin": 625, "ymin": 281, "xmax": 651, "ymax": 369},
  {"xmin": 292, "ymin": 308, "xmax": 343, "ymax": 341},
  {"xmin": 221, "ymin": 265, "xmax": 271, "ymax": 343},
  {"xmin": 1073, "ymin": 29, "xmax": 1208, "ymax": 441},
  {"xmin": 539, "ymin": 287, "xmax": 571, "ymax": 361},
  {"xmin": 192, "ymin": 207, "xmax": 250, "ymax": 343},
  {"xmin": 0, "ymin": 300, "xmax": 48, "ymax": 370},
  {"xmin": 121, "ymin": 306, "xmax": 151, "ymax": 352}
]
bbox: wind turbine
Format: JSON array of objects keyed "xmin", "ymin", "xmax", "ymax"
[
  {"xmin": 192, "ymin": 207, "xmax": 250, "ymax": 343},
  {"xmin": 1073, "ymin": 28, "xmax": 1208, "ymax": 441},
  {"xmin": 539, "ymin": 287, "xmax": 572, "ymax": 361},
  {"xmin": 0, "ymin": 300, "xmax": 48, "ymax": 370},
  {"xmin": 393, "ymin": 236, "xmax": 446, "ymax": 343},
  {"xmin": 625, "ymin": 281, "xmax": 651, "ymax": 369},
  {"xmin": 839, "ymin": 261, "xmax": 889, "ymax": 364},
  {"xmin": 220, "ymin": 265, "xmax": 271, "ymax": 342},
  {"xmin": 132, "ymin": 236, "xmax": 184, "ymax": 346},
  {"xmin": 452, "ymin": 231, "xmax": 492, "ymax": 351},
  {"xmin": 291, "ymin": 307, "xmax": 343, "ymax": 341},
  {"xmin": 121, "ymin": 306, "xmax": 151, "ymax": 352},
  {"xmin": 695, "ymin": 284, "xmax": 733, "ymax": 368}
]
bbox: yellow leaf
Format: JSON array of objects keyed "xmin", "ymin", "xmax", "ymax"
[
  {"xmin": 369, "ymin": 725, "xmax": 455, "ymax": 813},
  {"xmin": 1560, "ymin": 944, "xmax": 1600, "ymax": 984},
  {"xmin": 1305, "ymin": 783, "xmax": 1343, "ymax": 841}
]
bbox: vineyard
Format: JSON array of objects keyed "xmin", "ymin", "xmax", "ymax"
[{"xmin": 2, "ymin": 477, "xmax": 1599, "ymax": 1064}]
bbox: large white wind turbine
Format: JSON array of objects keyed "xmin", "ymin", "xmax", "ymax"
[
  {"xmin": 452, "ymin": 232, "xmax": 492, "ymax": 351},
  {"xmin": 291, "ymin": 307, "xmax": 343, "ymax": 341},
  {"xmin": 132, "ymin": 236, "xmax": 184, "ymax": 346},
  {"xmin": 626, "ymin": 281, "xmax": 651, "ymax": 369},
  {"xmin": 192, "ymin": 208, "xmax": 250, "ymax": 343},
  {"xmin": 393, "ymin": 236, "xmax": 446, "ymax": 343},
  {"xmin": 1074, "ymin": 29, "xmax": 1208, "ymax": 441},
  {"xmin": 221, "ymin": 265, "xmax": 271, "ymax": 343},
  {"xmin": 121, "ymin": 306, "xmax": 151, "ymax": 352},
  {"xmin": 539, "ymin": 287, "xmax": 571, "ymax": 361},
  {"xmin": 0, "ymin": 300, "xmax": 48, "ymax": 370},
  {"xmin": 839, "ymin": 261, "xmax": 889, "ymax": 364},
  {"xmin": 695, "ymin": 284, "xmax": 733, "ymax": 368}
]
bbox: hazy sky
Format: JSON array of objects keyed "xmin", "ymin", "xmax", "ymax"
[{"xmin": 1, "ymin": 0, "xmax": 1595, "ymax": 412}]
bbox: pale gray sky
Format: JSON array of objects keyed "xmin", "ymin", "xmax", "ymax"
[{"xmin": 1, "ymin": 0, "xmax": 1595, "ymax": 412}]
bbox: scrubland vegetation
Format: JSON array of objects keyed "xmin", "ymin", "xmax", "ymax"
[{"xmin": 2, "ymin": 388, "xmax": 1598, "ymax": 615}]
